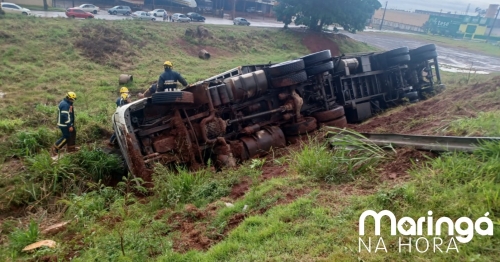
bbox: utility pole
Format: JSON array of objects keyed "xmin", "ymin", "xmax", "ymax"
[
  {"xmin": 465, "ymin": 3, "xmax": 470, "ymax": 15},
  {"xmin": 379, "ymin": 1, "xmax": 388, "ymax": 31},
  {"xmin": 486, "ymin": 6, "xmax": 500, "ymax": 43},
  {"xmin": 232, "ymin": 0, "xmax": 236, "ymax": 20}
]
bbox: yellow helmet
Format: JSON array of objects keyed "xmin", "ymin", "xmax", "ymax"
[
  {"xmin": 66, "ymin": 92, "xmax": 77, "ymax": 101},
  {"xmin": 120, "ymin": 87, "xmax": 129, "ymax": 93},
  {"xmin": 163, "ymin": 60, "xmax": 173, "ymax": 68}
]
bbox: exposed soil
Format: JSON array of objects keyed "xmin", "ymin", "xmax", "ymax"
[
  {"xmin": 74, "ymin": 25, "xmax": 139, "ymax": 69},
  {"xmin": 301, "ymin": 33, "xmax": 341, "ymax": 56},
  {"xmin": 378, "ymin": 148, "xmax": 437, "ymax": 181},
  {"xmin": 353, "ymin": 76, "xmax": 500, "ymax": 135}
]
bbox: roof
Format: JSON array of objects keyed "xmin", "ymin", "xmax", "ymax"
[{"xmin": 373, "ymin": 9, "xmax": 430, "ymax": 27}]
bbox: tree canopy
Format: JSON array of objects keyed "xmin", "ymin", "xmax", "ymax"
[{"xmin": 275, "ymin": 0, "xmax": 382, "ymax": 32}]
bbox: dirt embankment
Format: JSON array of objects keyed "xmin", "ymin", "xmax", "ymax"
[
  {"xmin": 301, "ymin": 33, "xmax": 341, "ymax": 56},
  {"xmin": 353, "ymin": 76, "xmax": 500, "ymax": 135}
]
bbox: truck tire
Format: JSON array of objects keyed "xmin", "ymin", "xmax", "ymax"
[
  {"xmin": 268, "ymin": 59, "xmax": 305, "ymax": 78},
  {"xmin": 387, "ymin": 54, "xmax": 411, "ymax": 66},
  {"xmin": 320, "ymin": 116, "xmax": 347, "ymax": 128},
  {"xmin": 312, "ymin": 106, "xmax": 345, "ymax": 122},
  {"xmin": 410, "ymin": 44, "xmax": 436, "ymax": 55},
  {"xmin": 151, "ymin": 91, "xmax": 194, "ymax": 104},
  {"xmin": 306, "ymin": 61, "xmax": 334, "ymax": 76},
  {"xmin": 411, "ymin": 50, "xmax": 438, "ymax": 63},
  {"xmin": 384, "ymin": 47, "xmax": 409, "ymax": 58},
  {"xmin": 300, "ymin": 50, "xmax": 332, "ymax": 67},
  {"xmin": 271, "ymin": 71, "xmax": 308, "ymax": 88},
  {"xmin": 282, "ymin": 117, "xmax": 317, "ymax": 136}
]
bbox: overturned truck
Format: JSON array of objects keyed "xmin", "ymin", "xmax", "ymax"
[{"xmin": 113, "ymin": 44, "xmax": 443, "ymax": 180}]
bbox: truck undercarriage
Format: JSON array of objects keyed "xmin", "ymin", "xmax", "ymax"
[{"xmin": 112, "ymin": 44, "xmax": 444, "ymax": 180}]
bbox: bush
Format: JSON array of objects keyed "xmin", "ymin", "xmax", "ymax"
[
  {"xmin": 68, "ymin": 145, "xmax": 126, "ymax": 182},
  {"xmin": 8, "ymin": 128, "xmax": 56, "ymax": 157},
  {"xmin": 290, "ymin": 129, "xmax": 390, "ymax": 183},
  {"xmin": 8, "ymin": 220, "xmax": 39, "ymax": 253},
  {"xmin": 0, "ymin": 119, "xmax": 23, "ymax": 135}
]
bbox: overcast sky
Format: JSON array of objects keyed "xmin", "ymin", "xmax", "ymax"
[{"xmin": 380, "ymin": 0, "xmax": 496, "ymax": 14}]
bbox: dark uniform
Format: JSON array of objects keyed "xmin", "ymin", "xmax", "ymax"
[
  {"xmin": 54, "ymin": 98, "xmax": 76, "ymax": 152},
  {"xmin": 157, "ymin": 68, "xmax": 188, "ymax": 92},
  {"xmin": 109, "ymin": 96, "xmax": 130, "ymax": 144}
]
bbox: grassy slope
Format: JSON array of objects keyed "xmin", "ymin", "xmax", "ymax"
[
  {"xmin": 374, "ymin": 31, "xmax": 500, "ymax": 58},
  {"xmin": 0, "ymin": 15, "xmax": 499, "ymax": 262}
]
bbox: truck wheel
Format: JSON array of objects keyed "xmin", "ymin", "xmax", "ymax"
[
  {"xmin": 411, "ymin": 50, "xmax": 438, "ymax": 63},
  {"xmin": 151, "ymin": 91, "xmax": 194, "ymax": 104},
  {"xmin": 282, "ymin": 117, "xmax": 317, "ymax": 136},
  {"xmin": 268, "ymin": 59, "xmax": 305, "ymax": 77},
  {"xmin": 384, "ymin": 47, "xmax": 409, "ymax": 58},
  {"xmin": 411, "ymin": 44, "xmax": 436, "ymax": 54},
  {"xmin": 387, "ymin": 54, "xmax": 411, "ymax": 66},
  {"xmin": 305, "ymin": 61, "xmax": 334, "ymax": 76},
  {"xmin": 312, "ymin": 106, "xmax": 345, "ymax": 122},
  {"xmin": 300, "ymin": 50, "xmax": 332, "ymax": 67},
  {"xmin": 320, "ymin": 116, "xmax": 347, "ymax": 128},
  {"xmin": 271, "ymin": 71, "xmax": 308, "ymax": 88}
]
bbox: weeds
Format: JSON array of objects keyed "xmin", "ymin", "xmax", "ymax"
[
  {"xmin": 8, "ymin": 128, "xmax": 55, "ymax": 157},
  {"xmin": 448, "ymin": 111, "xmax": 500, "ymax": 136},
  {"xmin": 68, "ymin": 145, "xmax": 126, "ymax": 182},
  {"xmin": 290, "ymin": 129, "xmax": 390, "ymax": 183},
  {"xmin": 8, "ymin": 220, "xmax": 39, "ymax": 254}
]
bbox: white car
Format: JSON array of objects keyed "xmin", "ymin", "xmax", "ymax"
[
  {"xmin": 131, "ymin": 11, "xmax": 156, "ymax": 21},
  {"xmin": 77, "ymin": 4, "xmax": 100, "ymax": 14},
  {"xmin": 1, "ymin": 2, "xmax": 31, "ymax": 15},
  {"xmin": 149, "ymin": 9, "xmax": 166, "ymax": 17},
  {"xmin": 172, "ymin": 13, "xmax": 191, "ymax": 22}
]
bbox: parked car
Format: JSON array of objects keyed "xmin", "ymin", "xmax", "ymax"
[
  {"xmin": 149, "ymin": 9, "xmax": 166, "ymax": 17},
  {"xmin": 172, "ymin": 13, "xmax": 191, "ymax": 22},
  {"xmin": 131, "ymin": 11, "xmax": 156, "ymax": 21},
  {"xmin": 66, "ymin": 8, "xmax": 94, "ymax": 19},
  {"xmin": 1, "ymin": 2, "xmax": 31, "ymax": 15},
  {"xmin": 108, "ymin": 6, "xmax": 131, "ymax": 16},
  {"xmin": 187, "ymin": 12, "xmax": 205, "ymax": 22},
  {"xmin": 77, "ymin": 4, "xmax": 99, "ymax": 14},
  {"xmin": 233, "ymin": 17, "xmax": 250, "ymax": 26}
]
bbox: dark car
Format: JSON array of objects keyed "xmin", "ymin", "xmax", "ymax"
[
  {"xmin": 187, "ymin": 12, "xmax": 205, "ymax": 22},
  {"xmin": 66, "ymin": 8, "xmax": 94, "ymax": 19}
]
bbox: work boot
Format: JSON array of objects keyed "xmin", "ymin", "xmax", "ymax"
[
  {"xmin": 50, "ymin": 146, "xmax": 59, "ymax": 155},
  {"xmin": 67, "ymin": 146, "xmax": 79, "ymax": 153}
]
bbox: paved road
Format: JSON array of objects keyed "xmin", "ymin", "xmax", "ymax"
[
  {"xmin": 31, "ymin": 11, "xmax": 499, "ymax": 73},
  {"xmin": 344, "ymin": 31, "xmax": 500, "ymax": 73},
  {"xmin": 31, "ymin": 10, "xmax": 290, "ymax": 28}
]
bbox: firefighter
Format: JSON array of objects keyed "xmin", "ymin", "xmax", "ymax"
[
  {"xmin": 157, "ymin": 60, "xmax": 188, "ymax": 92},
  {"xmin": 52, "ymin": 92, "xmax": 77, "ymax": 154},
  {"xmin": 109, "ymin": 87, "xmax": 132, "ymax": 145},
  {"xmin": 137, "ymin": 82, "xmax": 158, "ymax": 98}
]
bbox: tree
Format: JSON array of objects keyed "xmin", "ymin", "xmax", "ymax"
[{"xmin": 274, "ymin": 0, "xmax": 382, "ymax": 32}]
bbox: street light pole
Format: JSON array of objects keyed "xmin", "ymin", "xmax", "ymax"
[
  {"xmin": 379, "ymin": 1, "xmax": 388, "ymax": 31},
  {"xmin": 486, "ymin": 6, "xmax": 500, "ymax": 43}
]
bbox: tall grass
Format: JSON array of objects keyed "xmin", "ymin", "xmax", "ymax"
[
  {"xmin": 448, "ymin": 111, "xmax": 500, "ymax": 136},
  {"xmin": 68, "ymin": 145, "xmax": 126, "ymax": 182},
  {"xmin": 8, "ymin": 220, "xmax": 39, "ymax": 254},
  {"xmin": 8, "ymin": 128, "xmax": 56, "ymax": 157},
  {"xmin": 290, "ymin": 129, "xmax": 391, "ymax": 183}
]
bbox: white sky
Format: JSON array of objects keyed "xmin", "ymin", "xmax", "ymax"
[{"xmin": 379, "ymin": 0, "xmax": 496, "ymax": 14}]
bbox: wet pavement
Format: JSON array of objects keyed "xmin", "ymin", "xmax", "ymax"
[
  {"xmin": 344, "ymin": 31, "xmax": 500, "ymax": 73},
  {"xmin": 30, "ymin": 10, "xmax": 293, "ymax": 28}
]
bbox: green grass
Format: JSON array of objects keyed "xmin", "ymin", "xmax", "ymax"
[
  {"xmin": 449, "ymin": 111, "xmax": 500, "ymax": 137},
  {"xmin": 22, "ymin": 5, "xmax": 66, "ymax": 12},
  {"xmin": 1, "ymin": 14, "xmax": 499, "ymax": 262},
  {"xmin": 374, "ymin": 31, "xmax": 500, "ymax": 58}
]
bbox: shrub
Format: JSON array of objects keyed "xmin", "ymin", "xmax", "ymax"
[
  {"xmin": 68, "ymin": 145, "xmax": 126, "ymax": 182},
  {"xmin": 8, "ymin": 220, "xmax": 39, "ymax": 253},
  {"xmin": 8, "ymin": 128, "xmax": 56, "ymax": 157}
]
